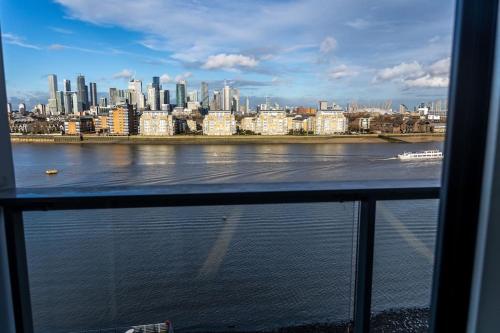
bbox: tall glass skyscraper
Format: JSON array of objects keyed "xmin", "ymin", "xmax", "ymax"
[
  {"xmin": 176, "ymin": 81, "xmax": 187, "ymax": 107},
  {"xmin": 89, "ymin": 82, "xmax": 97, "ymax": 107},
  {"xmin": 201, "ymin": 81, "xmax": 209, "ymax": 109},
  {"xmin": 47, "ymin": 74, "xmax": 57, "ymax": 100},
  {"xmin": 76, "ymin": 75, "xmax": 88, "ymax": 110},
  {"xmin": 63, "ymin": 79, "xmax": 71, "ymax": 92}
]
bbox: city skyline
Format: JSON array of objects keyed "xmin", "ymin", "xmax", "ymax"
[{"xmin": 1, "ymin": 0, "xmax": 454, "ymax": 107}]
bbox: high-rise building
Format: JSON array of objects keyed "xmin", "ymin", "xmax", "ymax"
[
  {"xmin": 152, "ymin": 77, "xmax": 161, "ymax": 110},
  {"xmin": 48, "ymin": 74, "xmax": 58, "ymax": 100},
  {"xmin": 245, "ymin": 97, "xmax": 250, "ymax": 114},
  {"xmin": 147, "ymin": 87, "xmax": 159, "ymax": 111},
  {"xmin": 63, "ymin": 92, "xmax": 72, "ymax": 115},
  {"xmin": 187, "ymin": 90, "xmax": 198, "ymax": 103},
  {"xmin": 231, "ymin": 88, "xmax": 240, "ymax": 112},
  {"xmin": 99, "ymin": 97, "xmax": 108, "ymax": 107},
  {"xmin": 76, "ymin": 75, "xmax": 88, "ymax": 110},
  {"xmin": 201, "ymin": 82, "xmax": 209, "ymax": 109},
  {"xmin": 160, "ymin": 90, "xmax": 170, "ymax": 106},
  {"xmin": 211, "ymin": 90, "xmax": 222, "ymax": 110},
  {"xmin": 152, "ymin": 76, "xmax": 160, "ymax": 90},
  {"xmin": 56, "ymin": 91, "xmax": 64, "ymax": 114},
  {"xmin": 63, "ymin": 79, "xmax": 71, "ymax": 92},
  {"xmin": 108, "ymin": 105, "xmax": 137, "ymax": 135},
  {"xmin": 7, "ymin": 103, "xmax": 12, "ymax": 113},
  {"xmin": 109, "ymin": 88, "xmax": 118, "ymax": 106},
  {"xmin": 176, "ymin": 81, "xmax": 187, "ymax": 107},
  {"xmin": 318, "ymin": 101, "xmax": 328, "ymax": 111},
  {"xmin": 72, "ymin": 92, "xmax": 82, "ymax": 114},
  {"xmin": 18, "ymin": 103, "xmax": 26, "ymax": 113},
  {"xmin": 223, "ymin": 83, "xmax": 231, "ymax": 111},
  {"xmin": 89, "ymin": 82, "xmax": 97, "ymax": 107}
]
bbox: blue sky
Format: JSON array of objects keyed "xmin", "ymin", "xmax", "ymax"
[{"xmin": 1, "ymin": 0, "xmax": 454, "ymax": 107}]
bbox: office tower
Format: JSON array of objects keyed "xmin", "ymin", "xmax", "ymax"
[
  {"xmin": 211, "ymin": 90, "xmax": 221, "ymax": 110},
  {"xmin": 7, "ymin": 103, "xmax": 12, "ymax": 113},
  {"xmin": 76, "ymin": 75, "xmax": 88, "ymax": 110},
  {"xmin": 63, "ymin": 79, "xmax": 71, "ymax": 92},
  {"xmin": 201, "ymin": 82, "xmax": 209, "ymax": 109},
  {"xmin": 109, "ymin": 88, "xmax": 117, "ymax": 106},
  {"xmin": 160, "ymin": 90, "xmax": 170, "ymax": 105},
  {"xmin": 245, "ymin": 97, "xmax": 250, "ymax": 114},
  {"xmin": 72, "ymin": 92, "xmax": 82, "ymax": 114},
  {"xmin": 231, "ymin": 88, "xmax": 240, "ymax": 112},
  {"xmin": 152, "ymin": 76, "xmax": 160, "ymax": 90},
  {"xmin": 147, "ymin": 87, "xmax": 158, "ymax": 110},
  {"xmin": 84, "ymin": 85, "xmax": 89, "ymax": 108},
  {"xmin": 223, "ymin": 83, "xmax": 231, "ymax": 111},
  {"xmin": 63, "ymin": 92, "xmax": 72, "ymax": 115},
  {"xmin": 187, "ymin": 90, "xmax": 198, "ymax": 103},
  {"xmin": 56, "ymin": 91, "xmax": 65, "ymax": 114},
  {"xmin": 48, "ymin": 74, "xmax": 58, "ymax": 100},
  {"xmin": 99, "ymin": 97, "xmax": 108, "ymax": 107},
  {"xmin": 176, "ymin": 80, "xmax": 187, "ymax": 107},
  {"xmin": 128, "ymin": 79, "xmax": 142, "ymax": 93},
  {"xmin": 89, "ymin": 82, "xmax": 97, "ymax": 107},
  {"xmin": 18, "ymin": 103, "xmax": 26, "ymax": 113},
  {"xmin": 152, "ymin": 77, "xmax": 161, "ymax": 110}
]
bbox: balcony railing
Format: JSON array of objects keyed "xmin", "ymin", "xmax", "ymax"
[{"xmin": 0, "ymin": 180, "xmax": 440, "ymax": 333}]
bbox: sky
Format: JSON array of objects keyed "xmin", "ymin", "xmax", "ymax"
[{"xmin": 0, "ymin": 0, "xmax": 455, "ymax": 108}]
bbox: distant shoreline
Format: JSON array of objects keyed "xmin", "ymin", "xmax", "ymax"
[{"xmin": 10, "ymin": 133, "xmax": 445, "ymax": 145}]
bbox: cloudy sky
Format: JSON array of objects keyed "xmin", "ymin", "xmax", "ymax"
[{"xmin": 1, "ymin": 0, "xmax": 455, "ymax": 107}]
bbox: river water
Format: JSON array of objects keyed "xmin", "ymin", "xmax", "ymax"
[{"xmin": 12, "ymin": 142, "xmax": 442, "ymax": 333}]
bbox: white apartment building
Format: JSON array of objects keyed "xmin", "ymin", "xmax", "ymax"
[
  {"xmin": 203, "ymin": 110, "xmax": 236, "ymax": 136},
  {"xmin": 315, "ymin": 110, "xmax": 348, "ymax": 135},
  {"xmin": 139, "ymin": 110, "xmax": 175, "ymax": 136},
  {"xmin": 255, "ymin": 110, "xmax": 288, "ymax": 135}
]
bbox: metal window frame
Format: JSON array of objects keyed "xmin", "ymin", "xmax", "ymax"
[{"xmin": 431, "ymin": 0, "xmax": 499, "ymax": 332}]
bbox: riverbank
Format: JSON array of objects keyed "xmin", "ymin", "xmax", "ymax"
[{"xmin": 10, "ymin": 133, "xmax": 445, "ymax": 145}]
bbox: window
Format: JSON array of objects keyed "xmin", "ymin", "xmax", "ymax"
[{"xmin": 5, "ymin": 0, "xmax": 498, "ymax": 333}]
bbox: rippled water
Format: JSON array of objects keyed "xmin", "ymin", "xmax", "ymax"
[{"xmin": 13, "ymin": 143, "xmax": 442, "ymax": 333}]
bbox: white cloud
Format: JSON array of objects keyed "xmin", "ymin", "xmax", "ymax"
[
  {"xmin": 113, "ymin": 69, "xmax": 133, "ymax": 80},
  {"xmin": 346, "ymin": 18, "xmax": 370, "ymax": 30},
  {"xmin": 174, "ymin": 72, "xmax": 192, "ymax": 82},
  {"xmin": 320, "ymin": 36, "xmax": 337, "ymax": 54},
  {"xmin": 375, "ymin": 57, "xmax": 450, "ymax": 88},
  {"xmin": 2, "ymin": 33, "xmax": 41, "ymax": 50},
  {"xmin": 160, "ymin": 74, "xmax": 172, "ymax": 84},
  {"xmin": 375, "ymin": 61, "xmax": 423, "ymax": 81},
  {"xmin": 404, "ymin": 74, "xmax": 449, "ymax": 88},
  {"xmin": 202, "ymin": 54, "xmax": 258, "ymax": 70},
  {"xmin": 49, "ymin": 27, "xmax": 74, "ymax": 34},
  {"xmin": 429, "ymin": 57, "xmax": 451, "ymax": 75},
  {"xmin": 328, "ymin": 65, "xmax": 358, "ymax": 79}
]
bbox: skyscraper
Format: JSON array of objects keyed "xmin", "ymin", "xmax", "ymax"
[
  {"xmin": 176, "ymin": 80, "xmax": 187, "ymax": 107},
  {"xmin": 56, "ymin": 91, "xmax": 64, "ymax": 114},
  {"xmin": 76, "ymin": 75, "xmax": 88, "ymax": 110},
  {"xmin": 63, "ymin": 92, "xmax": 72, "ymax": 115},
  {"xmin": 72, "ymin": 92, "xmax": 82, "ymax": 114},
  {"xmin": 147, "ymin": 86, "xmax": 158, "ymax": 111},
  {"xmin": 48, "ymin": 74, "xmax": 58, "ymax": 100},
  {"xmin": 89, "ymin": 82, "xmax": 97, "ymax": 107},
  {"xmin": 63, "ymin": 79, "xmax": 71, "ymax": 92},
  {"xmin": 109, "ymin": 88, "xmax": 118, "ymax": 106},
  {"xmin": 152, "ymin": 76, "xmax": 160, "ymax": 90},
  {"xmin": 151, "ymin": 76, "xmax": 161, "ymax": 110},
  {"xmin": 223, "ymin": 83, "xmax": 231, "ymax": 111},
  {"xmin": 201, "ymin": 82, "xmax": 209, "ymax": 109},
  {"xmin": 160, "ymin": 90, "xmax": 170, "ymax": 106}
]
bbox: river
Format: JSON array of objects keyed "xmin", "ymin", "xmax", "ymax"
[{"xmin": 12, "ymin": 142, "xmax": 442, "ymax": 333}]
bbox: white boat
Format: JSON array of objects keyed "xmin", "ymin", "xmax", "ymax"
[{"xmin": 398, "ymin": 150, "xmax": 443, "ymax": 160}]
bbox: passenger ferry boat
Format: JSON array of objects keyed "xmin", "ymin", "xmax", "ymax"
[{"xmin": 398, "ymin": 150, "xmax": 443, "ymax": 160}]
